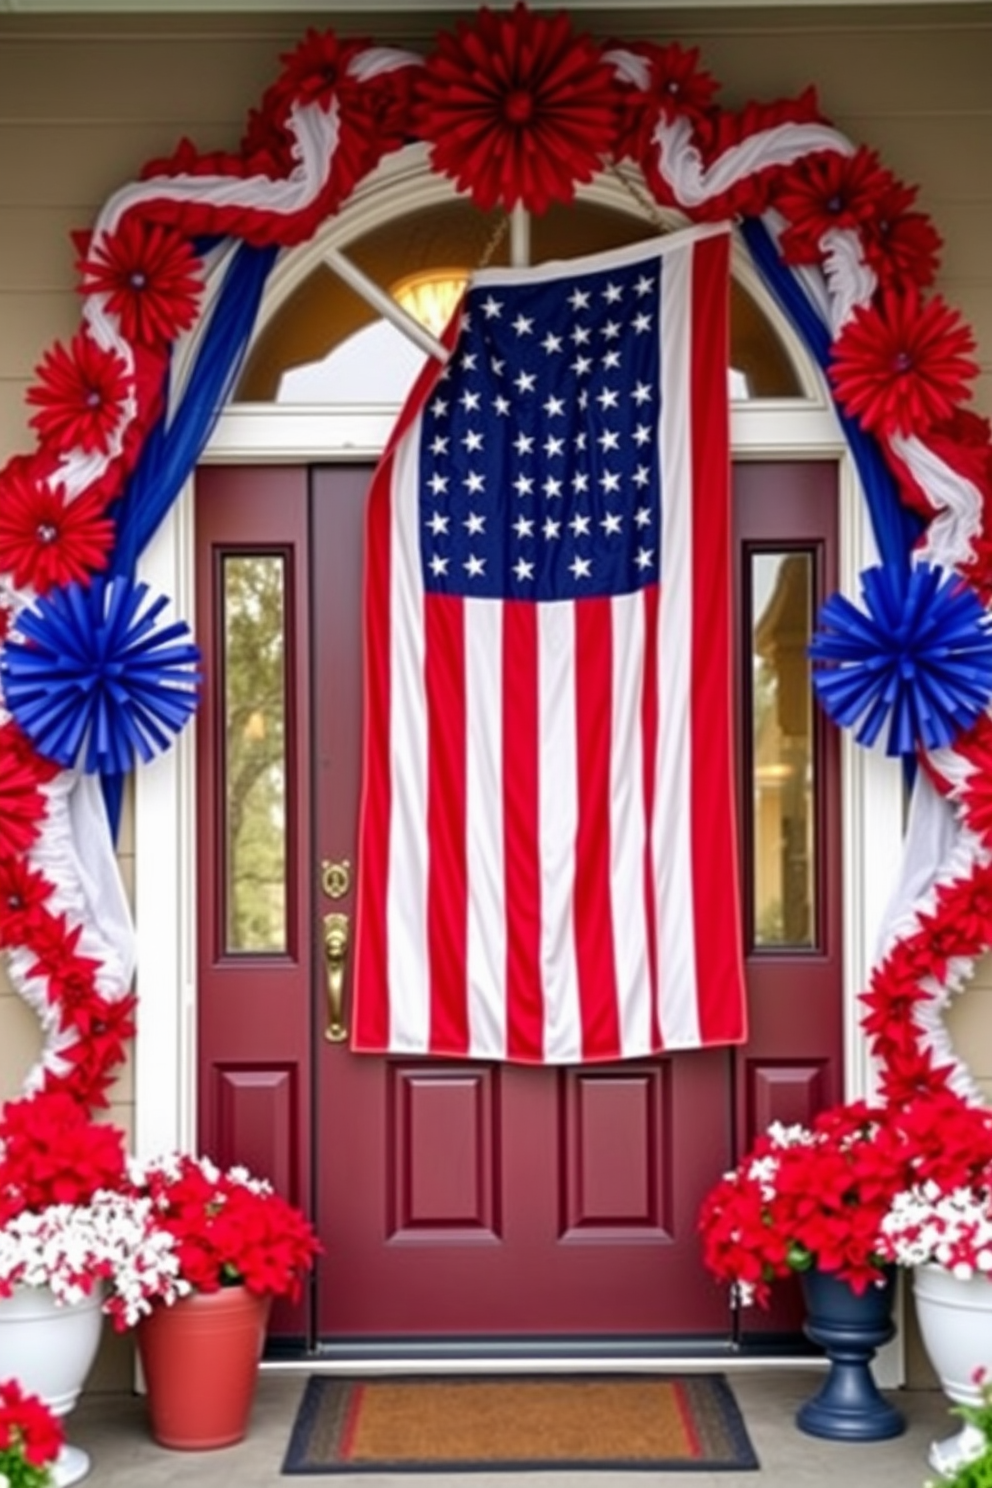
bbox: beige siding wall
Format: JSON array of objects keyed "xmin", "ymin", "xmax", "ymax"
[{"xmin": 0, "ymin": 3, "xmax": 989, "ymax": 1384}]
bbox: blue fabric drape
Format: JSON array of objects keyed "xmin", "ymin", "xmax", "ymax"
[
  {"xmin": 101, "ymin": 240, "xmax": 279, "ymax": 833},
  {"xmin": 739, "ymin": 216, "xmax": 923, "ymax": 573},
  {"xmin": 741, "ymin": 217, "xmax": 924, "ymax": 785}
]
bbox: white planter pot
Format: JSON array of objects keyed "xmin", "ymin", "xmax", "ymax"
[
  {"xmin": 0, "ymin": 1284, "xmax": 104, "ymax": 1487},
  {"xmin": 913, "ymin": 1262, "xmax": 992, "ymax": 1405},
  {"xmin": 913, "ymin": 1263, "xmax": 992, "ymax": 1480}
]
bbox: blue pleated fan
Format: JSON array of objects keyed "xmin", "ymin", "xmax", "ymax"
[
  {"xmin": 1, "ymin": 575, "xmax": 201, "ymax": 776},
  {"xmin": 809, "ymin": 562, "xmax": 992, "ymax": 756}
]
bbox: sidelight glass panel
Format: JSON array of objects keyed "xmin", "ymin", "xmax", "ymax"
[
  {"xmin": 222, "ymin": 554, "xmax": 288, "ymax": 954},
  {"xmin": 751, "ymin": 551, "xmax": 816, "ymax": 948}
]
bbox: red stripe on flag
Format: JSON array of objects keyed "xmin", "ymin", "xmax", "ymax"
[
  {"xmin": 640, "ymin": 581, "xmax": 663, "ymax": 1052},
  {"xmin": 689, "ymin": 232, "xmax": 747, "ymax": 1045},
  {"xmin": 352, "ymin": 453, "xmax": 394, "ymax": 1051},
  {"xmin": 425, "ymin": 593, "xmax": 470, "ymax": 1054},
  {"xmin": 503, "ymin": 600, "xmax": 544, "ymax": 1061},
  {"xmin": 574, "ymin": 597, "xmax": 621, "ymax": 1060}
]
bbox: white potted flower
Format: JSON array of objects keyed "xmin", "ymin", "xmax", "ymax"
[
  {"xmin": 0, "ymin": 1092, "xmax": 186, "ymax": 1487},
  {"xmin": 872, "ymin": 1093, "xmax": 992, "ymax": 1478}
]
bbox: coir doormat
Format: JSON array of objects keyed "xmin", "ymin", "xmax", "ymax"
[{"xmin": 281, "ymin": 1373, "xmax": 759, "ymax": 1474}]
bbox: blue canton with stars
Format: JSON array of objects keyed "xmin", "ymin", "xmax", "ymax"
[{"xmin": 418, "ymin": 256, "xmax": 663, "ymax": 602}]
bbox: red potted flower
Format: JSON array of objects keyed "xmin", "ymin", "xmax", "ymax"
[
  {"xmin": 0, "ymin": 1092, "xmax": 186, "ymax": 1485},
  {"xmin": 699, "ymin": 1094, "xmax": 992, "ymax": 1442},
  {"xmin": 126, "ymin": 1153, "xmax": 321, "ymax": 1451},
  {"xmin": 0, "ymin": 1378, "xmax": 63, "ymax": 1488}
]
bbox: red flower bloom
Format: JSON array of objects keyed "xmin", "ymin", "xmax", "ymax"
[
  {"xmin": 0, "ymin": 854, "xmax": 52, "ymax": 949},
  {"xmin": 78, "ymin": 216, "xmax": 203, "ymax": 349},
  {"xmin": 0, "ymin": 1379, "xmax": 63, "ymax": 1470},
  {"xmin": 130, "ymin": 1154, "xmax": 321, "ymax": 1299},
  {"xmin": 267, "ymin": 26, "xmax": 378, "ymax": 114},
  {"xmin": 955, "ymin": 718, "xmax": 992, "ymax": 842},
  {"xmin": 773, "ymin": 146, "xmax": 897, "ymax": 265},
  {"xmin": 0, "ymin": 728, "xmax": 50, "ymax": 859},
  {"xmin": 927, "ymin": 866, "xmax": 992, "ymax": 952},
  {"xmin": 0, "ymin": 457, "xmax": 114, "ymax": 594},
  {"xmin": 413, "ymin": 4, "xmax": 621, "ymax": 213},
  {"xmin": 862, "ymin": 177, "xmax": 942, "ymax": 290},
  {"xmin": 829, "ymin": 287, "xmax": 979, "ymax": 438},
  {"xmin": 611, "ymin": 41, "xmax": 718, "ymax": 161},
  {"xmin": 45, "ymin": 991, "xmax": 136, "ymax": 1110},
  {"xmin": 0, "ymin": 1090, "xmax": 127, "ymax": 1221},
  {"xmin": 244, "ymin": 28, "xmax": 409, "ymax": 197},
  {"xmin": 27, "ymin": 330, "xmax": 131, "ymax": 458},
  {"xmin": 697, "ymin": 1098, "xmax": 980, "ymax": 1306},
  {"xmin": 23, "ymin": 913, "xmax": 102, "ymax": 1022},
  {"xmin": 699, "ymin": 1102, "xmax": 916, "ymax": 1304}
]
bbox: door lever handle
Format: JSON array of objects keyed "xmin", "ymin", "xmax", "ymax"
[{"xmin": 323, "ymin": 911, "xmax": 350, "ymax": 1043}]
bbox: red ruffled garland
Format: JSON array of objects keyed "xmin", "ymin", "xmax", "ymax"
[{"xmin": 0, "ymin": 2, "xmax": 988, "ymax": 1115}]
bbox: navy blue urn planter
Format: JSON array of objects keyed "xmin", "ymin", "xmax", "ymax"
[{"xmin": 796, "ymin": 1266, "xmax": 905, "ymax": 1441}]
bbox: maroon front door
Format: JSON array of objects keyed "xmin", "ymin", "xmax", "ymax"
[{"xmin": 195, "ymin": 459, "xmax": 841, "ymax": 1348}]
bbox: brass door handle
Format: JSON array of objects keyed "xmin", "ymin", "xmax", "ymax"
[{"xmin": 323, "ymin": 911, "xmax": 350, "ymax": 1043}]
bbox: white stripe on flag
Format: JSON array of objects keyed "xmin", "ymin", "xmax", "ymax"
[
  {"xmin": 465, "ymin": 597, "xmax": 507, "ymax": 1057},
  {"xmin": 654, "ymin": 240, "xmax": 702, "ymax": 1047},
  {"xmin": 538, "ymin": 601, "xmax": 582, "ymax": 1062},
  {"xmin": 609, "ymin": 591, "xmax": 652, "ymax": 1056},
  {"xmin": 387, "ymin": 436, "xmax": 432, "ymax": 1053}
]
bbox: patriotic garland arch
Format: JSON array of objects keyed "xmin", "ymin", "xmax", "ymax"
[{"xmin": 0, "ymin": 2, "xmax": 990, "ymax": 1113}]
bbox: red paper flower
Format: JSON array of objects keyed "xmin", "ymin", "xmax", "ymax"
[
  {"xmin": 46, "ymin": 992, "xmax": 136, "ymax": 1110},
  {"xmin": 612, "ymin": 41, "xmax": 718, "ymax": 161},
  {"xmin": 773, "ymin": 146, "xmax": 897, "ymax": 265},
  {"xmin": 0, "ymin": 855, "xmax": 52, "ymax": 949},
  {"xmin": 0, "ymin": 729, "xmax": 50, "ymax": 859},
  {"xmin": 829, "ymin": 287, "xmax": 979, "ymax": 438},
  {"xmin": 413, "ymin": 4, "xmax": 621, "ymax": 213},
  {"xmin": 27, "ymin": 330, "xmax": 131, "ymax": 457},
  {"xmin": 0, "ymin": 458, "xmax": 114, "ymax": 594},
  {"xmin": 24, "ymin": 913, "xmax": 102, "ymax": 1022},
  {"xmin": 955, "ymin": 719, "xmax": 992, "ymax": 842},
  {"xmin": 266, "ymin": 26, "xmax": 377, "ymax": 115},
  {"xmin": 861, "ymin": 178, "xmax": 942, "ymax": 290},
  {"xmin": 0, "ymin": 1090, "xmax": 127, "ymax": 1221},
  {"xmin": 244, "ymin": 29, "xmax": 408, "ymax": 193},
  {"xmin": 77, "ymin": 216, "xmax": 203, "ymax": 349}
]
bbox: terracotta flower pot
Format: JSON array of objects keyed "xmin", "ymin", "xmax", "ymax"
[{"xmin": 136, "ymin": 1285, "xmax": 271, "ymax": 1449}]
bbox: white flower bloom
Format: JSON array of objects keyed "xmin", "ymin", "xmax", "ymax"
[
  {"xmin": 0, "ymin": 1190, "xmax": 187, "ymax": 1324},
  {"xmin": 879, "ymin": 1182, "xmax": 992, "ymax": 1274}
]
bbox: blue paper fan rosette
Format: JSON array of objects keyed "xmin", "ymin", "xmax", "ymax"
[
  {"xmin": 0, "ymin": 575, "xmax": 201, "ymax": 775},
  {"xmin": 809, "ymin": 561, "xmax": 992, "ymax": 756}
]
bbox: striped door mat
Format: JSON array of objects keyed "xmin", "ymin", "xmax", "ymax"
[{"xmin": 282, "ymin": 1373, "xmax": 759, "ymax": 1473}]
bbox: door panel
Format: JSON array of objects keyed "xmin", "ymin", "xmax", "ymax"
[
  {"xmin": 196, "ymin": 458, "xmax": 841, "ymax": 1347},
  {"xmin": 309, "ymin": 467, "xmax": 731, "ymax": 1338},
  {"xmin": 195, "ymin": 466, "xmax": 313, "ymax": 1340},
  {"xmin": 733, "ymin": 459, "xmax": 842, "ymax": 1338}
]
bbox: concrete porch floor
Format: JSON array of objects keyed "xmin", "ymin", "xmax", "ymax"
[{"xmin": 70, "ymin": 1367, "xmax": 958, "ymax": 1487}]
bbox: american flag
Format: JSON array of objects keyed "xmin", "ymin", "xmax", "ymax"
[{"xmin": 353, "ymin": 226, "xmax": 747, "ymax": 1063}]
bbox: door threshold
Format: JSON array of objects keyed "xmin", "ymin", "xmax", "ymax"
[{"xmin": 263, "ymin": 1336, "xmax": 824, "ymax": 1372}]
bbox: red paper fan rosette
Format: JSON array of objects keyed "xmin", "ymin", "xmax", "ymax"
[{"xmin": 412, "ymin": 3, "xmax": 621, "ymax": 213}]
